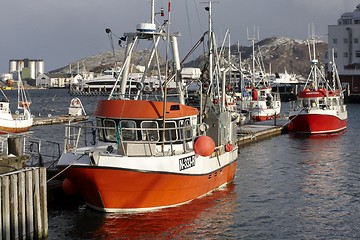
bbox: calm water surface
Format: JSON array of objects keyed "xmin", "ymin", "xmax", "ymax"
[{"xmin": 9, "ymin": 89, "xmax": 360, "ymax": 239}]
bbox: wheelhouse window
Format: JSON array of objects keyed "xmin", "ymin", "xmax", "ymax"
[
  {"xmin": 96, "ymin": 118, "xmax": 104, "ymax": 141},
  {"xmin": 163, "ymin": 121, "xmax": 178, "ymax": 142},
  {"xmin": 319, "ymin": 99, "xmax": 326, "ymax": 109},
  {"xmin": 119, "ymin": 120, "xmax": 137, "ymax": 141},
  {"xmin": 141, "ymin": 121, "xmax": 159, "ymax": 142},
  {"xmin": 310, "ymin": 99, "xmax": 317, "ymax": 108},
  {"xmin": 259, "ymin": 90, "xmax": 266, "ymax": 100},
  {"xmin": 103, "ymin": 119, "xmax": 116, "ymax": 141},
  {"xmin": 302, "ymin": 99, "xmax": 309, "ymax": 108},
  {"xmin": 333, "ymin": 98, "xmax": 338, "ymax": 106},
  {"xmin": 179, "ymin": 119, "xmax": 192, "ymax": 140}
]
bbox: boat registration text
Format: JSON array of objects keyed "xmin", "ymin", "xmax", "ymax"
[{"xmin": 179, "ymin": 155, "xmax": 195, "ymax": 171}]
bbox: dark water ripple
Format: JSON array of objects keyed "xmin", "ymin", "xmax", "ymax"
[{"xmin": 8, "ymin": 89, "xmax": 360, "ymax": 239}]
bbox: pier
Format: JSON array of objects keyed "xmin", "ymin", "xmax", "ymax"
[
  {"xmin": 33, "ymin": 115, "xmax": 89, "ymax": 126},
  {"xmin": 237, "ymin": 119, "xmax": 288, "ymax": 146}
]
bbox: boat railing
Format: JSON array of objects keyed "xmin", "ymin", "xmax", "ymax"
[
  {"xmin": 64, "ymin": 121, "xmax": 195, "ymax": 156},
  {"xmin": 119, "ymin": 125, "xmax": 195, "ymax": 156},
  {"xmin": 64, "ymin": 120, "xmax": 96, "ymax": 152},
  {"xmin": 0, "ymin": 133, "xmax": 62, "ymax": 170},
  {"xmin": 24, "ymin": 138, "xmax": 62, "ymax": 169}
]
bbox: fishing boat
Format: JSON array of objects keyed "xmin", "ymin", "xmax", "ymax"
[
  {"xmin": 0, "ymin": 78, "xmax": 33, "ymax": 134},
  {"xmin": 237, "ymin": 30, "xmax": 281, "ymax": 121},
  {"xmin": 56, "ymin": 0, "xmax": 238, "ymax": 213},
  {"xmin": 287, "ymin": 29, "xmax": 347, "ymax": 134},
  {"xmin": 244, "ymin": 82, "xmax": 281, "ymax": 121}
]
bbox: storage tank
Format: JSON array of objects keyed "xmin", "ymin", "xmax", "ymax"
[
  {"xmin": 29, "ymin": 60, "xmax": 36, "ymax": 79},
  {"xmin": 17, "ymin": 60, "xmax": 24, "ymax": 71},
  {"xmin": 9, "ymin": 60, "xmax": 17, "ymax": 73},
  {"xmin": 36, "ymin": 60, "xmax": 44, "ymax": 75}
]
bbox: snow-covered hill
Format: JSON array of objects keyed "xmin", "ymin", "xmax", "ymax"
[{"xmin": 50, "ymin": 36, "xmax": 327, "ymax": 78}]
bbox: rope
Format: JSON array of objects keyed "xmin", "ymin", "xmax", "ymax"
[
  {"xmin": 282, "ymin": 108, "xmax": 305, "ymax": 127},
  {"xmin": 46, "ymin": 153, "xmax": 87, "ymax": 183},
  {"xmin": 181, "ymin": 32, "xmax": 206, "ymax": 65}
]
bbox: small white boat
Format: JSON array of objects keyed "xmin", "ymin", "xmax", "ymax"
[{"xmin": 0, "ymin": 78, "xmax": 33, "ymax": 134}]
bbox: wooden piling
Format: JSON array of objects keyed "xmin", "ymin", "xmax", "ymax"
[
  {"xmin": 0, "ymin": 167, "xmax": 48, "ymax": 239},
  {"xmin": 8, "ymin": 137, "xmax": 22, "ymax": 157}
]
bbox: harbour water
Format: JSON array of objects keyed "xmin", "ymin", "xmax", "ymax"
[{"xmin": 6, "ymin": 89, "xmax": 360, "ymax": 239}]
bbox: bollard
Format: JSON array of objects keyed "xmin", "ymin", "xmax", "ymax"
[{"xmin": 274, "ymin": 112, "xmax": 277, "ymax": 126}]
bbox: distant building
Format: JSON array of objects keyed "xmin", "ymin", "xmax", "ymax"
[
  {"xmin": 327, "ymin": 4, "xmax": 360, "ymax": 101},
  {"xmin": 36, "ymin": 73, "xmax": 71, "ymax": 88},
  {"xmin": 9, "ymin": 59, "xmax": 45, "ymax": 80}
]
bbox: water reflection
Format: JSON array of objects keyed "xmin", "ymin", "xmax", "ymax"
[
  {"xmin": 49, "ymin": 184, "xmax": 237, "ymax": 239},
  {"xmin": 289, "ymin": 131, "xmax": 354, "ymax": 238}
]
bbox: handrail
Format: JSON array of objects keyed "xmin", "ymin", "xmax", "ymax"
[{"xmin": 63, "ymin": 121, "xmax": 195, "ymax": 154}]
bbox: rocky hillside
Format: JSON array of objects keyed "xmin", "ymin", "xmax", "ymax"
[
  {"xmin": 50, "ymin": 48, "xmax": 158, "ymax": 75},
  {"xmin": 185, "ymin": 37, "xmax": 327, "ymax": 78},
  {"xmin": 51, "ymin": 37, "xmax": 327, "ymax": 78}
]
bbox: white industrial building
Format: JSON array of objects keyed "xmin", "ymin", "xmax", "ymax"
[
  {"xmin": 9, "ymin": 58, "xmax": 45, "ymax": 79},
  {"xmin": 327, "ymin": 4, "xmax": 360, "ymax": 100}
]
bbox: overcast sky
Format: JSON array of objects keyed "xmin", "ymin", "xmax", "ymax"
[{"xmin": 0, "ymin": 0, "xmax": 357, "ymax": 73}]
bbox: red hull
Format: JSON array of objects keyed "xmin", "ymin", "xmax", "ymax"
[
  {"xmin": 288, "ymin": 114, "xmax": 347, "ymax": 134},
  {"xmin": 63, "ymin": 162, "xmax": 237, "ymax": 212},
  {"xmin": 253, "ymin": 114, "xmax": 278, "ymax": 121}
]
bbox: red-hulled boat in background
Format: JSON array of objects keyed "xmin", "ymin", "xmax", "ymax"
[
  {"xmin": 56, "ymin": 1, "xmax": 238, "ymax": 212},
  {"xmin": 287, "ymin": 28, "xmax": 347, "ymax": 134}
]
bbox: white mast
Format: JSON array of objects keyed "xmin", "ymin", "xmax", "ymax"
[
  {"xmin": 247, "ymin": 26, "xmax": 259, "ymax": 85},
  {"xmin": 151, "ymin": 0, "xmax": 155, "ymax": 24},
  {"xmin": 207, "ymin": 1, "xmax": 213, "ymax": 98}
]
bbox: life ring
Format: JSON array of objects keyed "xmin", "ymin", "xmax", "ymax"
[{"xmin": 71, "ymin": 98, "xmax": 80, "ymax": 106}]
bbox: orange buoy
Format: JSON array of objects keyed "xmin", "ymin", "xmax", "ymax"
[
  {"xmin": 194, "ymin": 136, "xmax": 215, "ymax": 156},
  {"xmin": 62, "ymin": 178, "xmax": 78, "ymax": 195}
]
